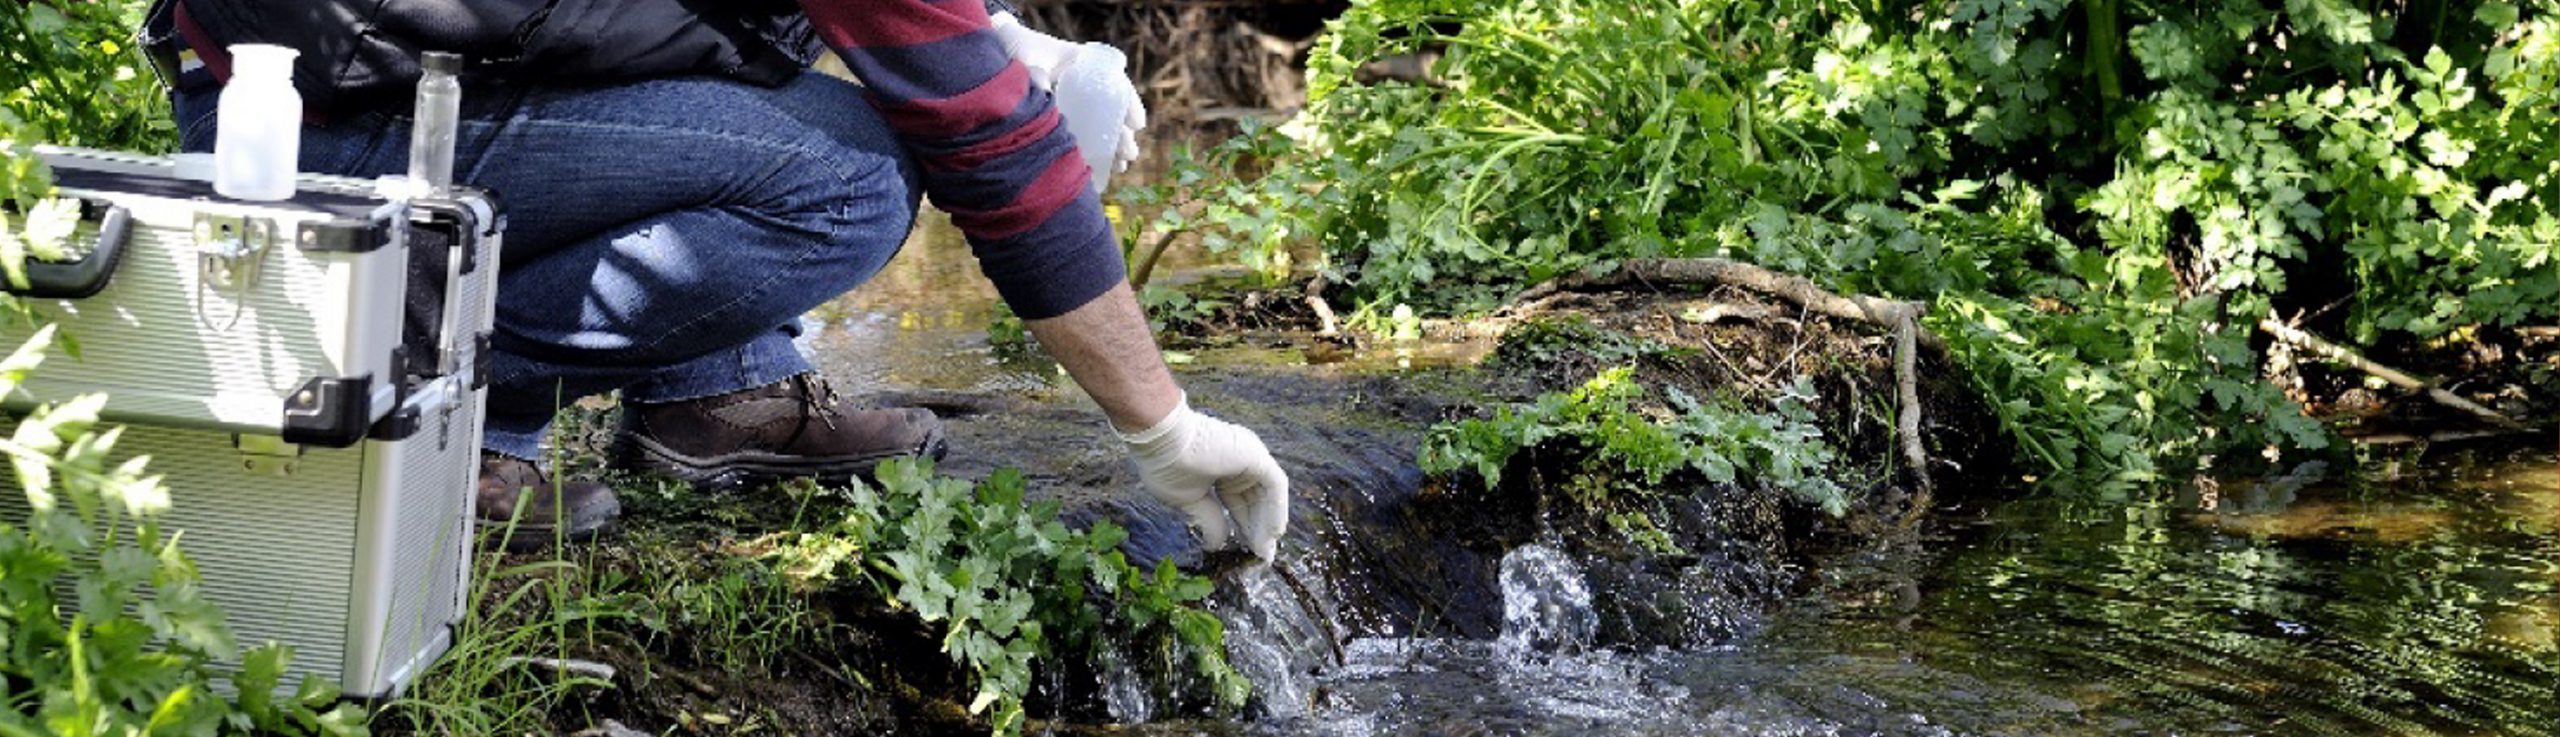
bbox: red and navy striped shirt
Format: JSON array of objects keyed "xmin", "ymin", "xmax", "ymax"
[{"xmin": 803, "ymin": 0, "xmax": 1122, "ymax": 319}]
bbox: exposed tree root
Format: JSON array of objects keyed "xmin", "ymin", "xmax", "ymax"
[
  {"xmin": 1516, "ymin": 258, "xmax": 1944, "ymax": 354},
  {"xmin": 1517, "ymin": 257, "xmax": 1939, "ymax": 511},
  {"xmin": 2257, "ymin": 318, "xmax": 2529, "ymax": 431},
  {"xmin": 1894, "ymin": 314, "xmax": 1934, "ymax": 520}
]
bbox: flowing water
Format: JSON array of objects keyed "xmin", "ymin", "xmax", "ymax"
[
  {"xmin": 807, "ymin": 217, "xmax": 2558, "ymax": 737},
  {"xmin": 1245, "ymin": 456, "xmax": 2557, "ymax": 737}
]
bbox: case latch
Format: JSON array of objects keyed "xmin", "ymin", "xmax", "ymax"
[
  {"xmin": 193, "ymin": 213, "xmax": 275, "ymax": 331},
  {"xmin": 230, "ymin": 434, "xmax": 303, "ymax": 476}
]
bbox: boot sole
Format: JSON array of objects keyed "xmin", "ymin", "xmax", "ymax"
[
  {"xmin": 482, "ymin": 495, "xmax": 622, "ymax": 554},
  {"xmin": 611, "ymin": 425, "xmax": 950, "ymax": 493},
  {"xmin": 487, "ymin": 517, "xmax": 615, "ymax": 554}
]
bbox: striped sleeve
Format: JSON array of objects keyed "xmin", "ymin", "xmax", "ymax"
[{"xmin": 800, "ymin": 0, "xmax": 1124, "ymax": 320}]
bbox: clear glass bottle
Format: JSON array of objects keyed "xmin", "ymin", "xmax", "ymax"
[{"xmin": 407, "ymin": 52, "xmax": 463, "ymax": 192}]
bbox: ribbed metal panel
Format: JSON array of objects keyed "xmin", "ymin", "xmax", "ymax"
[
  {"xmin": 0, "ymin": 204, "xmax": 359, "ymax": 431},
  {"xmin": 363, "ymin": 391, "xmax": 478, "ymax": 693},
  {"xmin": 0, "ymin": 420, "xmax": 363, "ymax": 688}
]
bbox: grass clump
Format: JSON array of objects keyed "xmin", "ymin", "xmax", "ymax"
[
  {"xmin": 377, "ymin": 526, "xmax": 643, "ymax": 736},
  {"xmin": 1423, "ymin": 367, "xmax": 1849, "ymax": 551},
  {"xmin": 770, "ymin": 459, "xmax": 1248, "ymax": 737}
]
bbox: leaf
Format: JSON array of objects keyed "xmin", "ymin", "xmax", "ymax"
[
  {"xmin": 138, "ymin": 581, "xmax": 237, "ymax": 660},
  {"xmin": 19, "ymin": 199, "xmax": 80, "ymax": 263}
]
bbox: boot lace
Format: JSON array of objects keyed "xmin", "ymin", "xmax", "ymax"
[{"xmin": 792, "ymin": 373, "xmax": 842, "ymax": 431}]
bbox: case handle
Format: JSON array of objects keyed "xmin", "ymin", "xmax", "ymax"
[{"xmin": 11, "ymin": 202, "xmax": 134, "ymax": 300}]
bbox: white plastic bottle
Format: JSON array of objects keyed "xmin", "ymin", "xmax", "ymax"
[
  {"xmin": 214, "ymin": 44, "xmax": 303, "ymax": 201},
  {"xmin": 1055, "ymin": 42, "xmax": 1133, "ymax": 195}
]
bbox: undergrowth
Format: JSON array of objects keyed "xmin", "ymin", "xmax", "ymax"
[
  {"xmin": 1161, "ymin": 0, "xmax": 2560, "ymax": 494},
  {"xmin": 1423, "ymin": 367, "xmax": 1848, "ymax": 550},
  {"xmin": 770, "ymin": 459, "xmax": 1247, "ymax": 736}
]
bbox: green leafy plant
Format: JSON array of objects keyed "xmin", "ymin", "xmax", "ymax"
[
  {"xmin": 1422, "ymin": 367, "xmax": 1850, "ymax": 528},
  {"xmin": 0, "ymin": 0, "xmax": 175, "ymax": 152},
  {"xmin": 1112, "ymin": 122, "xmax": 1322, "ymax": 290},
  {"xmin": 1206, "ymin": 0, "xmax": 2558, "ymax": 491},
  {"xmin": 0, "ymin": 329, "xmax": 369, "ymax": 737},
  {"xmin": 770, "ymin": 459, "xmax": 1248, "ymax": 737}
]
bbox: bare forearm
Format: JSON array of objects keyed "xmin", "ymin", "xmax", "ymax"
[{"xmin": 1025, "ymin": 283, "xmax": 1183, "ymax": 432}]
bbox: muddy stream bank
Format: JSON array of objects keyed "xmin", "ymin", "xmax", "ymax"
[{"xmin": 520, "ymin": 215, "xmax": 2555, "ymax": 737}]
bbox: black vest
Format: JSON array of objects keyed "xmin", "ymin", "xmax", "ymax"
[{"xmin": 177, "ymin": 0, "xmax": 829, "ymax": 113}]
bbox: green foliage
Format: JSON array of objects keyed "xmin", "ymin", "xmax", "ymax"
[
  {"xmin": 772, "ymin": 459, "xmax": 1248, "ymax": 737},
  {"xmin": 0, "ymin": 1, "xmax": 174, "ymax": 152},
  {"xmin": 1421, "ymin": 368, "xmax": 1849, "ymax": 520},
  {"xmin": 1113, "ymin": 121, "xmax": 1324, "ymax": 287},
  {"xmin": 1230, "ymin": 0, "xmax": 2560, "ymax": 490},
  {"xmin": 648, "ymin": 555, "xmax": 821, "ymax": 675},
  {"xmin": 1487, "ymin": 316, "xmax": 1683, "ymax": 369}
]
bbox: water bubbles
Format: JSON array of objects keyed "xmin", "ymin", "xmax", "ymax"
[
  {"xmin": 1224, "ymin": 567, "xmax": 1320, "ymax": 720},
  {"xmin": 1094, "ymin": 646, "xmax": 1154, "ymax": 725},
  {"xmin": 1498, "ymin": 544, "xmax": 1598, "ymax": 659}
]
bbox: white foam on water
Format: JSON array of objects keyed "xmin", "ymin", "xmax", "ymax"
[
  {"xmin": 1225, "ymin": 567, "xmax": 1315, "ymax": 719},
  {"xmin": 1498, "ymin": 543, "xmax": 1599, "ymax": 660},
  {"xmin": 1094, "ymin": 645, "xmax": 1155, "ymax": 725}
]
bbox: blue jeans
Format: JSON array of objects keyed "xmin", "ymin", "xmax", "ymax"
[{"xmin": 177, "ymin": 72, "xmax": 922, "ymax": 458}]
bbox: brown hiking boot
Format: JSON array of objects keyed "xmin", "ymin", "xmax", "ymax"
[
  {"xmin": 610, "ymin": 373, "xmax": 947, "ymax": 491},
  {"xmin": 477, "ymin": 454, "xmax": 622, "ymax": 552}
]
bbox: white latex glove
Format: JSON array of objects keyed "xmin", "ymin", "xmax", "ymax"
[
  {"xmin": 988, "ymin": 11, "xmax": 1147, "ymax": 174},
  {"xmin": 1121, "ymin": 395, "xmax": 1289, "ymax": 561}
]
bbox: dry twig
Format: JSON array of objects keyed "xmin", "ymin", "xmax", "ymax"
[{"xmin": 2256, "ymin": 318, "xmax": 2526, "ymax": 430}]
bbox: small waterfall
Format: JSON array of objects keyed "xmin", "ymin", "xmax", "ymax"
[
  {"xmin": 1497, "ymin": 544, "xmax": 1598, "ymax": 660},
  {"xmin": 1093, "ymin": 646, "xmax": 1153, "ymax": 725},
  {"xmin": 1222, "ymin": 566, "xmax": 1317, "ymax": 719}
]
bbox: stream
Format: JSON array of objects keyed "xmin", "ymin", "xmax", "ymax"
[{"xmin": 804, "ymin": 217, "xmax": 2559, "ymax": 737}]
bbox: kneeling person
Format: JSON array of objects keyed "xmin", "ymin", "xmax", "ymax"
[{"xmin": 162, "ymin": 0, "xmax": 1289, "ymax": 559}]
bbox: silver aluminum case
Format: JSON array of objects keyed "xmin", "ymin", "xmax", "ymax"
[{"xmin": 0, "ymin": 148, "xmax": 501, "ymax": 699}]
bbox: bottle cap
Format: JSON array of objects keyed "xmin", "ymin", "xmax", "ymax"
[
  {"xmin": 228, "ymin": 44, "xmax": 299, "ymax": 80},
  {"xmin": 421, "ymin": 52, "xmax": 462, "ymax": 75}
]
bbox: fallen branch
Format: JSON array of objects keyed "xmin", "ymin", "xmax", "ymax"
[
  {"xmin": 2257, "ymin": 318, "xmax": 2526, "ymax": 430},
  {"xmin": 1516, "ymin": 258, "xmax": 1944, "ymax": 354},
  {"xmin": 1517, "ymin": 257, "xmax": 1939, "ymax": 511}
]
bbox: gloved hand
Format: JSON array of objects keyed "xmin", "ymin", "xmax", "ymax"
[
  {"xmin": 987, "ymin": 11, "xmax": 1147, "ymax": 174},
  {"xmin": 1121, "ymin": 395, "xmax": 1289, "ymax": 561}
]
